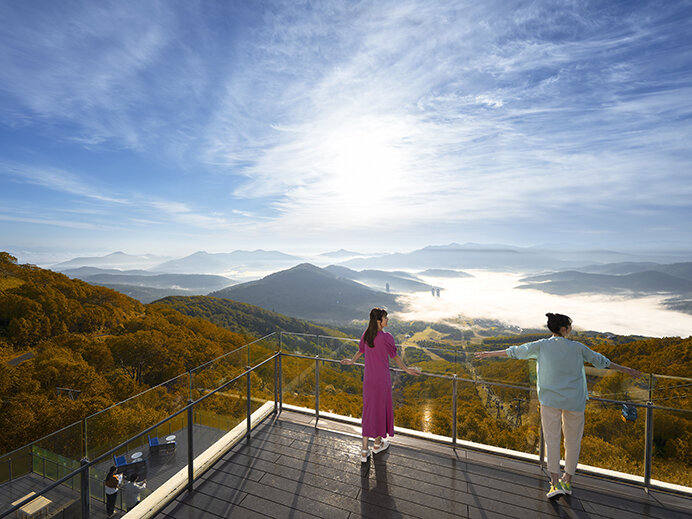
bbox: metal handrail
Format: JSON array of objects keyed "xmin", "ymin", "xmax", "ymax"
[{"xmin": 279, "ymin": 351, "xmax": 692, "ymax": 413}]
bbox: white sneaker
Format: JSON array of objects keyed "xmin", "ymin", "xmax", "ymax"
[
  {"xmin": 360, "ymin": 449, "xmax": 370, "ymax": 463},
  {"xmin": 372, "ymin": 439, "xmax": 389, "ymax": 454}
]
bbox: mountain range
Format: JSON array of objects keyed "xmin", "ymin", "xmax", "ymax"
[
  {"xmin": 518, "ymin": 263, "xmax": 692, "ymax": 304},
  {"xmin": 52, "ymin": 251, "xmax": 168, "ymax": 270},
  {"xmin": 152, "ymin": 250, "xmax": 303, "ymax": 274},
  {"xmin": 48, "ymin": 244, "xmax": 692, "ymax": 275}
]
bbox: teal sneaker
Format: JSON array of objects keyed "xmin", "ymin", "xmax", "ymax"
[
  {"xmin": 546, "ymin": 483, "xmax": 565, "ymax": 499},
  {"xmin": 559, "ymin": 479, "xmax": 572, "ymax": 495}
]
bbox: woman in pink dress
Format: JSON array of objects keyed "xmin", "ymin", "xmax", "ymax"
[{"xmin": 341, "ymin": 308, "xmax": 420, "ymax": 462}]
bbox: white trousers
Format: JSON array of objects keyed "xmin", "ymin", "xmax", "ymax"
[{"xmin": 541, "ymin": 405, "xmax": 585, "ymax": 476}]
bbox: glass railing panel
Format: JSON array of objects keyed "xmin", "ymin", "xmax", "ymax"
[
  {"xmin": 651, "ymin": 374, "xmax": 692, "ymax": 410},
  {"xmin": 393, "ymin": 371, "xmax": 453, "ymax": 437},
  {"xmin": 456, "ymin": 379, "xmax": 541, "ymax": 455},
  {"xmin": 85, "ymin": 373, "xmax": 189, "ymax": 461},
  {"xmin": 33, "ymin": 421, "xmax": 83, "ymax": 470},
  {"xmin": 249, "ymin": 334, "xmax": 278, "ymax": 367},
  {"xmin": 279, "ymin": 332, "xmax": 321, "ymax": 355},
  {"xmin": 193, "ymin": 377, "xmax": 247, "ymax": 458},
  {"xmin": 579, "ymin": 398, "xmax": 644, "ymax": 477},
  {"xmin": 249, "ymin": 359, "xmax": 275, "ymax": 415},
  {"xmin": 470, "ymin": 355, "xmax": 534, "ymax": 390},
  {"xmin": 403, "ymin": 344, "xmax": 462, "ymax": 376},
  {"xmin": 281, "ymin": 354, "xmax": 315, "ymax": 409},
  {"xmin": 0, "ymin": 446, "xmax": 32, "ymax": 486},
  {"xmin": 314, "ymin": 336, "xmax": 359, "ymax": 361},
  {"xmin": 317, "ymin": 360, "xmax": 362, "ymax": 418},
  {"xmin": 588, "ymin": 368, "xmax": 649, "ymax": 404},
  {"xmin": 190, "ymin": 347, "xmax": 245, "ymax": 400},
  {"xmin": 651, "ymin": 407, "xmax": 692, "ymax": 487}
]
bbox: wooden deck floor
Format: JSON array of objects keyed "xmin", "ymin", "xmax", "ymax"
[{"xmin": 156, "ymin": 410, "xmax": 691, "ymax": 519}]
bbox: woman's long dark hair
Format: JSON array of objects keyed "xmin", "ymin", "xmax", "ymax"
[
  {"xmin": 105, "ymin": 465, "xmax": 117, "ymax": 482},
  {"xmin": 364, "ymin": 308, "xmax": 387, "ymax": 348}
]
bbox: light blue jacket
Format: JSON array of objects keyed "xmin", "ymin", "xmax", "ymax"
[{"xmin": 506, "ymin": 336, "xmax": 611, "ymax": 412}]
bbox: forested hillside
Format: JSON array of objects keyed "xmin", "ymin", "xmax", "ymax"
[
  {"xmin": 0, "ymin": 253, "xmax": 251, "ymax": 454},
  {"xmin": 155, "ymin": 295, "xmax": 342, "ymax": 338}
]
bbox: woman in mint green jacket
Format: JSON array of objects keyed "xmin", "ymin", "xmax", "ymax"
[{"xmin": 475, "ymin": 313, "xmax": 641, "ymax": 499}]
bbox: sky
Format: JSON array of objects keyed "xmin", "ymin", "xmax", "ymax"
[{"xmin": 2, "ymin": 0, "xmax": 692, "ymax": 263}]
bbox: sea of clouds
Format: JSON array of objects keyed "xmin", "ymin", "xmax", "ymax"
[{"xmin": 397, "ymin": 271, "xmax": 692, "ymax": 338}]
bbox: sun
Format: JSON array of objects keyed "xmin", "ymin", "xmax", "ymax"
[{"xmin": 318, "ymin": 115, "xmax": 409, "ymax": 208}]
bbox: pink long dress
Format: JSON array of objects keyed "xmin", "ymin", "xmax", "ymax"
[{"xmin": 359, "ymin": 330, "xmax": 397, "ymax": 438}]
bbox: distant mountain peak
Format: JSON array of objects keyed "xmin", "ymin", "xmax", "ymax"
[{"xmin": 320, "ymin": 249, "xmax": 365, "ymax": 258}]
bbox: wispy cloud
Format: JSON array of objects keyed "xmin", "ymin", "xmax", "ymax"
[
  {"xmin": 0, "ymin": 213, "xmax": 105, "ymax": 231},
  {"xmin": 148, "ymin": 200, "xmax": 230, "ymax": 229},
  {"xmin": 1, "ymin": 162, "xmax": 128, "ymax": 204},
  {"xmin": 199, "ymin": 1, "xmax": 692, "ymax": 240}
]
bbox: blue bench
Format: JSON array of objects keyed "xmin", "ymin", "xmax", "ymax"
[
  {"xmin": 113, "ymin": 453, "xmax": 147, "ymax": 479},
  {"xmin": 148, "ymin": 435, "xmax": 176, "ymax": 456}
]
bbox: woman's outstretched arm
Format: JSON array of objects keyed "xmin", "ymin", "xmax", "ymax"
[
  {"xmin": 393, "ymin": 355, "xmax": 421, "ymax": 376},
  {"xmin": 340, "ymin": 351, "xmax": 363, "ymax": 365},
  {"xmin": 609, "ymin": 362, "xmax": 643, "ymax": 378},
  {"xmin": 474, "ymin": 350, "xmax": 509, "ymax": 359}
]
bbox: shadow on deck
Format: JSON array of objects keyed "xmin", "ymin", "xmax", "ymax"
[{"xmin": 155, "ymin": 410, "xmax": 691, "ymax": 519}]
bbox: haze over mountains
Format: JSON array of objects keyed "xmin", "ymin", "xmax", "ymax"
[
  {"xmin": 338, "ymin": 243, "xmax": 692, "ymax": 271},
  {"xmin": 60, "ymin": 269, "xmax": 235, "ymax": 304},
  {"xmin": 38, "ymin": 243, "xmax": 692, "ymax": 324},
  {"xmin": 323, "ymin": 265, "xmax": 434, "ymax": 293}
]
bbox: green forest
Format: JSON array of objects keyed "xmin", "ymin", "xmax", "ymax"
[{"xmin": 1, "ymin": 252, "xmax": 691, "ymax": 488}]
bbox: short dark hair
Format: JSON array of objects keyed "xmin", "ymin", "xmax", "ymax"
[{"xmin": 546, "ymin": 313, "xmax": 572, "ymax": 335}]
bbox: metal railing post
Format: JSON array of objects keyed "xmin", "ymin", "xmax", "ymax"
[
  {"xmin": 8, "ymin": 459, "xmax": 11, "ymax": 482},
  {"xmin": 187, "ymin": 400, "xmax": 194, "ymax": 492},
  {"xmin": 188, "ymin": 370, "xmax": 193, "ymax": 401},
  {"xmin": 82, "ymin": 418, "xmax": 88, "ymax": 459},
  {"xmin": 246, "ymin": 369, "xmax": 252, "ymax": 439},
  {"xmin": 274, "ymin": 354, "xmax": 278, "ymax": 414},
  {"xmin": 315, "ymin": 355, "xmax": 320, "ymax": 426},
  {"xmin": 80, "ymin": 457, "xmax": 90, "ymax": 519},
  {"xmin": 644, "ymin": 401, "xmax": 654, "ymax": 490},
  {"xmin": 43, "ymin": 455, "xmax": 46, "ymax": 478},
  {"xmin": 452, "ymin": 375, "xmax": 457, "ymax": 448},
  {"xmin": 279, "ymin": 354, "xmax": 283, "ymax": 413}
]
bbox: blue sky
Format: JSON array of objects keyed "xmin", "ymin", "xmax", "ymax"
[{"xmin": 1, "ymin": 0, "xmax": 692, "ymax": 263}]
